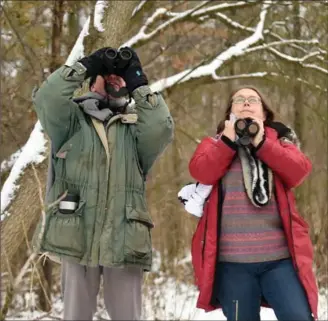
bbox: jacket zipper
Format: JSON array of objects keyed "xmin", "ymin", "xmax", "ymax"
[
  {"xmin": 233, "ymin": 299, "xmax": 239, "ymax": 321},
  {"xmin": 285, "ymin": 189, "xmax": 299, "ymax": 272},
  {"xmin": 201, "ymin": 212, "xmax": 208, "ymax": 266},
  {"xmin": 201, "ymin": 180, "xmax": 223, "ymax": 266},
  {"xmin": 217, "ymin": 180, "xmax": 224, "ymax": 258},
  {"xmin": 209, "ymin": 180, "xmax": 224, "ymax": 307}
]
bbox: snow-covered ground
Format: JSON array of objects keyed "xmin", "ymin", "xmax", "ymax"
[{"xmin": 5, "ymin": 274, "xmax": 328, "ymax": 320}]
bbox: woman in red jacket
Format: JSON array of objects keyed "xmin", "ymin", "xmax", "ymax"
[{"xmin": 188, "ymin": 86, "xmax": 318, "ymax": 321}]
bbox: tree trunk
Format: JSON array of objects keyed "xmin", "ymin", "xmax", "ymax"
[
  {"xmin": 36, "ymin": 0, "xmax": 65, "ymax": 312},
  {"xmin": 86, "ymin": 1, "xmax": 138, "ymax": 50},
  {"xmin": 292, "ymin": 2, "xmax": 309, "ymax": 222},
  {"xmin": 50, "ymin": 0, "xmax": 65, "ymax": 73},
  {"xmin": 0, "ymin": 153, "xmax": 48, "ymax": 276}
]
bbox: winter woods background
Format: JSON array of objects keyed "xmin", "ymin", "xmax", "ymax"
[{"xmin": 1, "ymin": 0, "xmax": 327, "ymax": 320}]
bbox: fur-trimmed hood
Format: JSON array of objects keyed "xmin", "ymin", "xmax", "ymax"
[{"xmin": 266, "ymin": 121, "xmax": 301, "ymax": 149}]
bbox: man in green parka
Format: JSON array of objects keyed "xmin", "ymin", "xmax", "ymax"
[{"xmin": 32, "ymin": 46, "xmax": 174, "ymax": 320}]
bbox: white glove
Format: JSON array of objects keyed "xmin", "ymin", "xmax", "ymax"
[{"xmin": 178, "ymin": 183, "xmax": 213, "ymax": 217}]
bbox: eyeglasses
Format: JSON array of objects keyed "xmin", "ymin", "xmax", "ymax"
[{"xmin": 232, "ymin": 96, "xmax": 262, "ymax": 105}]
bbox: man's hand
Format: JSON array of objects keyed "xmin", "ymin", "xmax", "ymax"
[
  {"xmin": 78, "ymin": 47, "xmax": 116, "ymax": 78},
  {"xmin": 115, "ymin": 47, "xmax": 148, "ymax": 93}
]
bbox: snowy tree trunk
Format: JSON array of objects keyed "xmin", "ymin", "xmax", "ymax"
[{"xmin": 37, "ymin": 0, "xmax": 65, "ymax": 312}]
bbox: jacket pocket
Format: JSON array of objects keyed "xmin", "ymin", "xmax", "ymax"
[
  {"xmin": 43, "ymin": 200, "xmax": 86, "ymax": 258},
  {"xmin": 124, "ymin": 206, "xmax": 154, "ymax": 261},
  {"xmin": 55, "ymin": 131, "xmax": 84, "ymax": 182}
]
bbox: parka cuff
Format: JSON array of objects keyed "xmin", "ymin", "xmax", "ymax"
[
  {"xmin": 221, "ymin": 135, "xmax": 238, "ymax": 151},
  {"xmin": 132, "ymin": 85, "xmax": 152, "ymax": 99},
  {"xmin": 132, "ymin": 85, "xmax": 159, "ymax": 108},
  {"xmin": 61, "ymin": 62, "xmax": 88, "ymax": 81}
]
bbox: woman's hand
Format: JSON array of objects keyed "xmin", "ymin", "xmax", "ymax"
[
  {"xmin": 222, "ymin": 120, "xmax": 236, "ymax": 141},
  {"xmin": 251, "ymin": 117, "xmax": 265, "ymax": 147}
]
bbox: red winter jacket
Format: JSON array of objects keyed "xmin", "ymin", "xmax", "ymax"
[{"xmin": 188, "ymin": 126, "xmax": 318, "ymax": 319}]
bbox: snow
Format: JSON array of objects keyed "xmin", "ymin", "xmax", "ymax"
[
  {"xmin": 1, "ymin": 32, "xmax": 12, "ymax": 41},
  {"xmin": 132, "ymin": 0, "xmax": 147, "ymax": 17},
  {"xmin": 299, "ymin": 4, "xmax": 307, "ymax": 18},
  {"xmin": 65, "ymin": 16, "xmax": 90, "ymax": 66},
  {"xmin": 151, "ymin": 2, "xmax": 269, "ymax": 92},
  {"xmin": 0, "ymin": 121, "xmax": 47, "ymax": 219},
  {"xmin": 125, "ymin": 1, "xmax": 255, "ymax": 48},
  {"xmin": 2, "ymin": 61, "xmax": 22, "ymax": 78},
  {"xmin": 189, "ymin": 1, "xmax": 248, "ymax": 17},
  {"xmin": 3, "ymin": 250, "xmax": 327, "ymax": 321},
  {"xmin": 4, "ymin": 249, "xmax": 328, "ymax": 319},
  {"xmin": 5, "ymin": 273, "xmax": 328, "ymax": 320},
  {"xmin": 1, "ymin": 149, "xmax": 22, "ymax": 172},
  {"xmin": 1, "ymin": 1, "xmax": 94, "ymax": 220},
  {"xmin": 123, "ymin": 7, "xmax": 168, "ymax": 47},
  {"xmin": 94, "ymin": 0, "xmax": 107, "ymax": 32}
]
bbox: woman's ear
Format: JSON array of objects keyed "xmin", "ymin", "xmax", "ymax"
[{"xmin": 263, "ymin": 109, "xmax": 267, "ymax": 121}]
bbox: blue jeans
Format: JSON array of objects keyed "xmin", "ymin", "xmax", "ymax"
[{"xmin": 216, "ymin": 258, "xmax": 314, "ymax": 321}]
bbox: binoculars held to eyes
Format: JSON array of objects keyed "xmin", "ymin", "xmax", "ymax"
[
  {"xmin": 234, "ymin": 117, "xmax": 260, "ymax": 146},
  {"xmin": 105, "ymin": 48, "xmax": 132, "ymax": 70}
]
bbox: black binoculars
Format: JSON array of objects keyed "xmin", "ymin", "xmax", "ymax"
[
  {"xmin": 105, "ymin": 48, "xmax": 132, "ymax": 70},
  {"xmin": 234, "ymin": 117, "xmax": 259, "ymax": 146}
]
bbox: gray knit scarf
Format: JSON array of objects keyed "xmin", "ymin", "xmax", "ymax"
[{"xmin": 73, "ymin": 92, "xmax": 114, "ymax": 122}]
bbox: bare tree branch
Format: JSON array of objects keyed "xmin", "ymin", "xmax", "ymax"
[
  {"xmin": 132, "ymin": 0, "xmax": 147, "ymax": 17},
  {"xmin": 215, "ymin": 71, "xmax": 327, "ymax": 92},
  {"xmin": 2, "ymin": 6, "xmax": 44, "ymax": 81},
  {"xmin": 213, "ymin": 10, "xmax": 326, "ymax": 63},
  {"xmin": 145, "ymin": 2, "xmax": 327, "ymax": 96},
  {"xmin": 151, "ymin": 2, "xmax": 271, "ymax": 91},
  {"xmin": 268, "ymin": 47, "xmax": 328, "ymax": 75},
  {"xmin": 243, "ymin": 39, "xmax": 319, "ymax": 54},
  {"xmin": 124, "ymin": 1, "xmax": 256, "ymax": 48}
]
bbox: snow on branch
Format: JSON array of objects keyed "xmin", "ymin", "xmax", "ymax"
[
  {"xmin": 213, "ymin": 10, "xmax": 326, "ymax": 64},
  {"xmin": 215, "ymin": 72, "xmax": 327, "ymax": 92},
  {"xmin": 1, "ymin": 122, "xmax": 47, "ymax": 217},
  {"xmin": 124, "ymin": 1, "xmax": 210, "ymax": 47},
  {"xmin": 268, "ymin": 47, "xmax": 328, "ymax": 75},
  {"xmin": 1, "ymin": 8, "xmax": 95, "ymax": 217},
  {"xmin": 94, "ymin": 0, "xmax": 108, "ymax": 32},
  {"xmin": 65, "ymin": 16, "xmax": 90, "ymax": 66},
  {"xmin": 151, "ymin": 2, "xmax": 270, "ymax": 92},
  {"xmin": 149, "ymin": 1, "xmax": 327, "ymax": 93},
  {"xmin": 67, "ymin": 0, "xmax": 106, "ymax": 64},
  {"xmin": 244, "ymin": 39, "xmax": 319, "ymax": 54},
  {"xmin": 214, "ymin": 12, "xmax": 254, "ymax": 32},
  {"xmin": 124, "ymin": 1, "xmax": 253, "ymax": 47},
  {"xmin": 132, "ymin": 0, "xmax": 147, "ymax": 17},
  {"xmin": 169, "ymin": 1, "xmax": 251, "ymax": 18}
]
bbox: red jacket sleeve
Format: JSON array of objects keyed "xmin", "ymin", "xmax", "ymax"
[
  {"xmin": 256, "ymin": 137, "xmax": 312, "ymax": 189},
  {"xmin": 189, "ymin": 135, "xmax": 237, "ymax": 185}
]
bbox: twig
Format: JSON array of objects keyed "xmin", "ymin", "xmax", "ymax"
[
  {"xmin": 34, "ymin": 312, "xmax": 61, "ymax": 320},
  {"xmin": 2, "ymin": 6, "xmax": 43, "ymax": 80},
  {"xmin": 0, "ymin": 163, "xmax": 56, "ymax": 319}
]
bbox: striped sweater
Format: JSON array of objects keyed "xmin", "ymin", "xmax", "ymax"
[{"xmin": 219, "ymin": 155, "xmax": 290, "ymax": 263}]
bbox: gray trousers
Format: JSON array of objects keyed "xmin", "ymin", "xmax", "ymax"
[{"xmin": 61, "ymin": 260, "xmax": 143, "ymax": 320}]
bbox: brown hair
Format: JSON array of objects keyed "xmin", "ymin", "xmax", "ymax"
[{"xmin": 216, "ymin": 85, "xmax": 275, "ymax": 134}]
